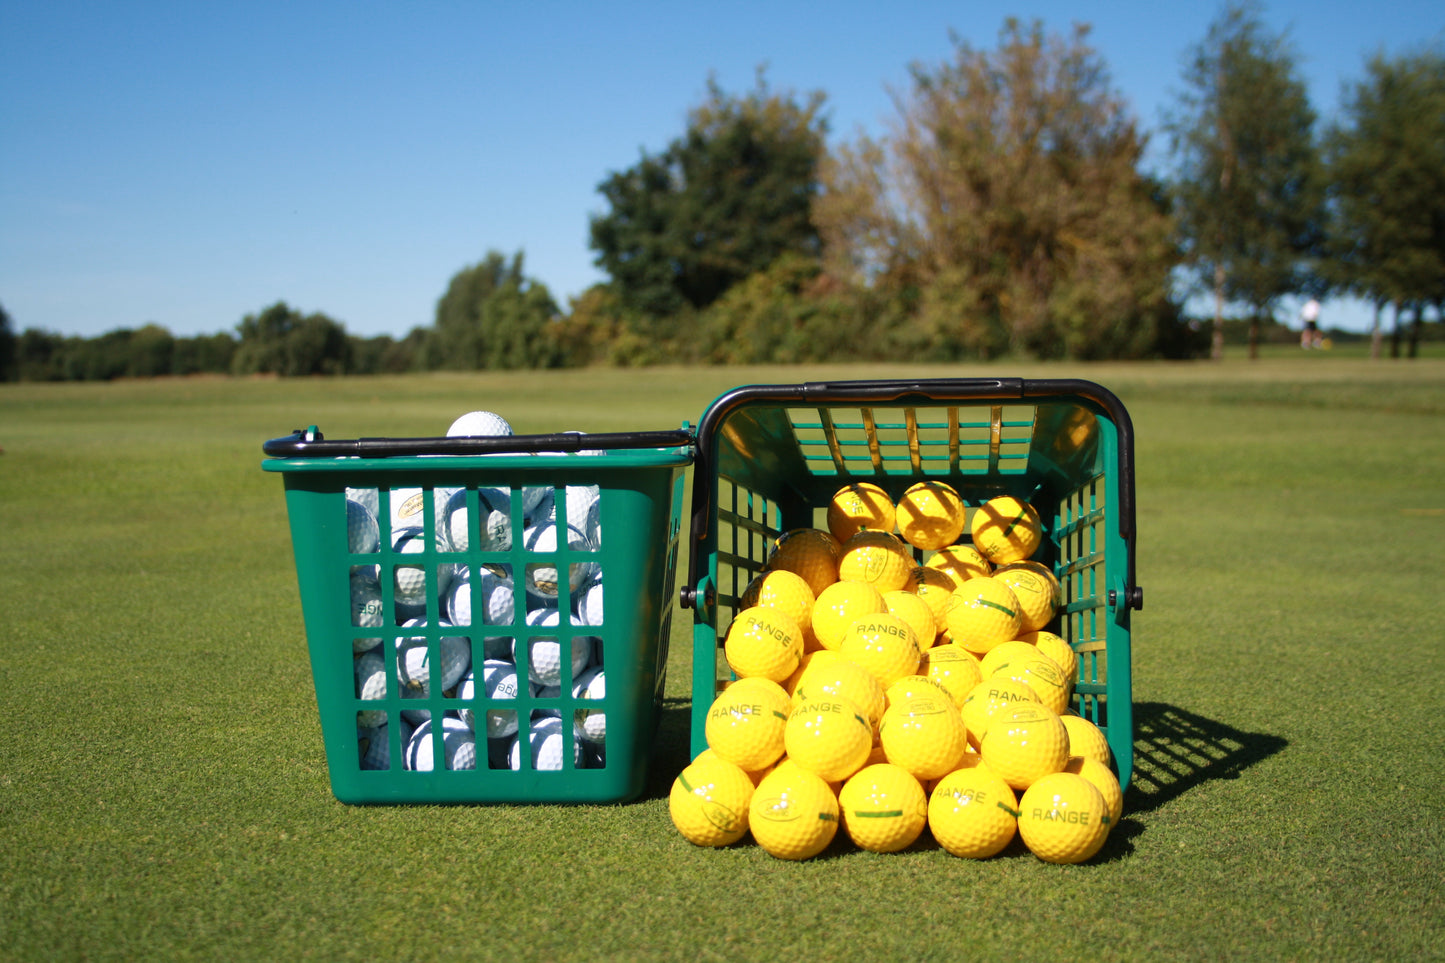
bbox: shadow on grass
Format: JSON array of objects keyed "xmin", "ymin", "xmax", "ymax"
[
  {"xmin": 638, "ymin": 697, "xmax": 697, "ymax": 802},
  {"xmin": 1098, "ymin": 701, "xmax": 1289, "ymax": 861}
]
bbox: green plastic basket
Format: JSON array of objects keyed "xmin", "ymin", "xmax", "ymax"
[
  {"xmin": 263, "ymin": 427, "xmax": 692, "ymax": 804},
  {"xmin": 680, "ymin": 378, "xmax": 1142, "ymax": 789}
]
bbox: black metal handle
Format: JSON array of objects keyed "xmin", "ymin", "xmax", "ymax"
[{"xmin": 263, "ymin": 427, "xmax": 694, "ymax": 458}]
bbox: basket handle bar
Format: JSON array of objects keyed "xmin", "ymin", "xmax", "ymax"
[
  {"xmin": 262, "ymin": 427, "xmax": 694, "ymax": 459},
  {"xmin": 681, "ymin": 377, "xmax": 1139, "ymax": 611}
]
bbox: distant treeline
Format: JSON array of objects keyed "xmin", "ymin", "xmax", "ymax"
[{"xmin": 3, "ymin": 9, "xmax": 1442, "ymax": 381}]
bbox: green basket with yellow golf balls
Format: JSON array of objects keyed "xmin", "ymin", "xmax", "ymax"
[
  {"xmin": 263, "ymin": 423, "xmax": 692, "ymax": 805},
  {"xmin": 680, "ymin": 378, "xmax": 1142, "ymax": 790}
]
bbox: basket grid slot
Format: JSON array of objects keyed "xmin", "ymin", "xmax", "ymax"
[{"xmin": 786, "ymin": 405, "xmax": 1036, "ymax": 477}]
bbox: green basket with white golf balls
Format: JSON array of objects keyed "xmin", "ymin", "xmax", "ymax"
[
  {"xmin": 263, "ymin": 421, "xmax": 692, "ymax": 805},
  {"xmin": 680, "ymin": 378, "xmax": 1143, "ymax": 789}
]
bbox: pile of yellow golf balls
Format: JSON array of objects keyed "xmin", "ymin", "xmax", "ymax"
[{"xmin": 669, "ymin": 484, "xmax": 1123, "ymax": 864}]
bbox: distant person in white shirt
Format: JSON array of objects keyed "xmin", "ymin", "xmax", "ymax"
[{"xmin": 1300, "ymin": 299, "xmax": 1322, "ymax": 349}]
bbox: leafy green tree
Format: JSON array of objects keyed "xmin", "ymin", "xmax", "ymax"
[
  {"xmin": 427, "ymin": 251, "xmax": 563, "ymax": 370},
  {"xmin": 232, "ymin": 302, "xmax": 350, "ymax": 376},
  {"xmin": 816, "ymin": 20, "xmax": 1183, "ymax": 360},
  {"xmin": 0, "ymin": 303, "xmax": 15, "ymax": 381},
  {"xmin": 589, "ymin": 71, "xmax": 828, "ymax": 324},
  {"xmin": 172, "ymin": 332, "xmax": 238, "ymax": 374},
  {"xmin": 1324, "ymin": 48, "xmax": 1445, "ymax": 359},
  {"xmin": 1165, "ymin": 1, "xmax": 1327, "ymax": 359}
]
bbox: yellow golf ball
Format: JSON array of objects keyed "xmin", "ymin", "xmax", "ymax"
[
  {"xmin": 944, "ymin": 577, "xmax": 1022, "ymax": 656},
  {"xmin": 839, "ymin": 613, "xmax": 921, "ymax": 689},
  {"xmin": 767, "ymin": 529, "xmax": 840, "ymax": 599},
  {"xmin": 748, "ymin": 764, "xmax": 841, "ymax": 860},
  {"xmin": 724, "ymin": 606, "xmax": 803, "ymax": 683},
  {"xmin": 978, "ymin": 701, "xmax": 1070, "ymax": 791},
  {"xmin": 739, "ymin": 569, "xmax": 817, "ymax": 648},
  {"xmin": 883, "ymin": 674, "xmax": 953, "ymax": 709},
  {"xmin": 894, "ymin": 481, "xmax": 966, "ymax": 551},
  {"xmin": 970, "ymin": 496, "xmax": 1042, "ymax": 565},
  {"xmin": 978, "ymin": 639, "xmax": 1043, "ymax": 679},
  {"xmin": 669, "ymin": 755, "xmax": 755, "ymax": 848},
  {"xmin": 1017, "ymin": 771, "xmax": 1110, "ymax": 864},
  {"xmin": 1019, "ymin": 630, "xmax": 1078, "ymax": 685},
  {"xmin": 918, "ymin": 643, "xmax": 984, "ymax": 708},
  {"xmin": 912, "ymin": 568, "xmax": 956, "ymax": 625},
  {"xmin": 923, "ymin": 544, "xmax": 992, "ymax": 590},
  {"xmin": 791, "ymin": 656, "xmax": 886, "ymax": 730},
  {"xmin": 960, "ymin": 676, "xmax": 1041, "ymax": 748},
  {"xmin": 827, "ymin": 482, "xmax": 896, "ymax": 543},
  {"xmin": 810, "ymin": 580, "xmax": 886, "ymax": 652},
  {"xmin": 883, "ymin": 589, "xmax": 940, "ymax": 652},
  {"xmin": 991, "ymin": 566, "xmax": 1056, "ymax": 634},
  {"xmin": 1064, "ymin": 755, "xmax": 1123, "ymax": 829},
  {"xmin": 693, "ymin": 748, "xmax": 775, "ymax": 787},
  {"xmin": 784, "ymin": 696, "xmax": 874, "ymax": 783},
  {"xmin": 995, "ymin": 560, "xmax": 1063, "ymax": 609},
  {"xmin": 1060, "ymin": 712, "xmax": 1113, "ymax": 768},
  {"xmin": 837, "ymin": 529, "xmax": 914, "ymax": 593},
  {"xmin": 838, "ymin": 763, "xmax": 929, "ymax": 853},
  {"xmin": 993, "ymin": 655, "xmax": 1072, "ymax": 715},
  {"xmin": 878, "ymin": 694, "xmax": 969, "ymax": 781},
  {"xmin": 704, "ymin": 678, "xmax": 790, "ymax": 772},
  {"xmin": 928, "ymin": 763, "xmax": 1020, "ymax": 859}
]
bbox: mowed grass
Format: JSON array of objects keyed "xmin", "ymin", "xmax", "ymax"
[{"xmin": 1, "ymin": 359, "xmax": 1442, "ymax": 962}]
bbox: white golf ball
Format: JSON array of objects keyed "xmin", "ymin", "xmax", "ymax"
[
  {"xmin": 346, "ymin": 486, "xmax": 379, "ymax": 521},
  {"xmin": 516, "ymin": 609, "xmax": 591, "ymax": 688},
  {"xmin": 574, "ymin": 580, "xmax": 604, "ymax": 628},
  {"xmin": 358, "ymin": 724, "xmax": 390, "ymax": 770},
  {"xmin": 507, "ymin": 715, "xmax": 581, "ymax": 772},
  {"xmin": 350, "ymin": 573, "xmax": 384, "ymax": 633},
  {"xmin": 346, "ymin": 498, "xmax": 380, "ymax": 554},
  {"xmin": 572, "ymin": 666, "xmax": 607, "ymax": 746},
  {"xmin": 440, "ymin": 487, "xmax": 512, "ymax": 554},
  {"xmin": 354, "ymin": 651, "xmax": 388, "ymax": 729},
  {"xmin": 404, "ymin": 717, "xmax": 477, "ymax": 771},
  {"xmin": 457, "ymin": 660, "xmax": 520, "ymax": 739},
  {"xmin": 447, "ymin": 410, "xmax": 513, "ymax": 438},
  {"xmin": 521, "ymin": 521, "xmax": 595, "ymax": 600},
  {"xmin": 395, "ymin": 620, "xmax": 472, "ymax": 698},
  {"xmin": 390, "ymin": 528, "xmax": 433, "ymax": 605}
]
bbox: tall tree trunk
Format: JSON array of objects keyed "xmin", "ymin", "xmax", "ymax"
[
  {"xmin": 1390, "ymin": 302, "xmax": 1402, "ymax": 359},
  {"xmin": 1408, "ymin": 303, "xmax": 1422, "ymax": 359},
  {"xmin": 1370, "ymin": 301, "xmax": 1382, "ymax": 360},
  {"xmin": 1212, "ymin": 263, "xmax": 1226, "ymax": 361},
  {"xmin": 1248, "ymin": 313, "xmax": 1259, "ymax": 360}
]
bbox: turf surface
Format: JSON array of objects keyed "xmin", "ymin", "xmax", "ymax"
[{"xmin": 1, "ymin": 358, "xmax": 1441, "ymax": 961}]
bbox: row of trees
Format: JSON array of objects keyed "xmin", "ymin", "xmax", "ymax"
[{"xmin": 3, "ymin": 4, "xmax": 1441, "ymax": 381}]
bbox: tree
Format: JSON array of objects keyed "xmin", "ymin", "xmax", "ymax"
[
  {"xmin": 0, "ymin": 303, "xmax": 15, "ymax": 381},
  {"xmin": 1165, "ymin": 2, "xmax": 1326, "ymax": 359},
  {"xmin": 815, "ymin": 19, "xmax": 1183, "ymax": 360},
  {"xmin": 589, "ymin": 71, "xmax": 828, "ymax": 324},
  {"xmin": 426, "ymin": 250, "xmax": 563, "ymax": 370},
  {"xmin": 232, "ymin": 302, "xmax": 350, "ymax": 376},
  {"xmin": 1324, "ymin": 48, "xmax": 1445, "ymax": 359}
]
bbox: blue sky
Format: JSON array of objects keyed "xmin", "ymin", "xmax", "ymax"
[{"xmin": 2, "ymin": 1, "xmax": 1441, "ymax": 340}]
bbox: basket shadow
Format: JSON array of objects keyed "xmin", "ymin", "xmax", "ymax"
[
  {"xmin": 1125, "ymin": 700, "xmax": 1289, "ymax": 815},
  {"xmin": 1091, "ymin": 701, "xmax": 1287, "ymax": 863},
  {"xmin": 638, "ymin": 697, "xmax": 696, "ymax": 802}
]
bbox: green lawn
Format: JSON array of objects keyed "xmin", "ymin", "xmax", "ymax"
[{"xmin": 1, "ymin": 357, "xmax": 1442, "ymax": 961}]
